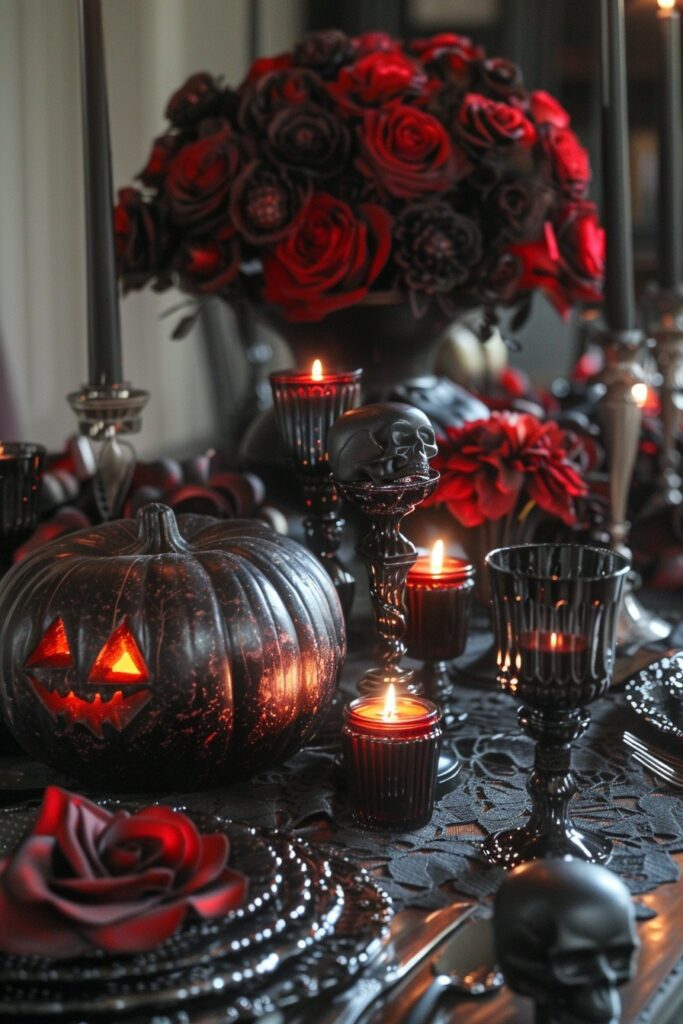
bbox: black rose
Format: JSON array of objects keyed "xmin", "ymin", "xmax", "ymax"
[
  {"xmin": 292, "ymin": 30, "xmax": 355, "ymax": 79},
  {"xmin": 475, "ymin": 58, "xmax": 527, "ymax": 102},
  {"xmin": 394, "ymin": 201, "xmax": 482, "ymax": 295},
  {"xmin": 230, "ymin": 160, "xmax": 309, "ymax": 244},
  {"xmin": 265, "ymin": 105, "xmax": 350, "ymax": 178},
  {"xmin": 238, "ymin": 69, "xmax": 329, "ymax": 134},
  {"xmin": 480, "ymin": 252, "xmax": 523, "ymax": 303},
  {"xmin": 492, "ymin": 178, "xmax": 553, "ymax": 239},
  {"xmin": 165, "ymin": 73, "xmax": 222, "ymax": 128}
]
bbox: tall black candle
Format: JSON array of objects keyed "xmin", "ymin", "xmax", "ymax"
[
  {"xmin": 79, "ymin": 0, "xmax": 123, "ymax": 387},
  {"xmin": 600, "ymin": 0, "xmax": 637, "ymax": 330},
  {"xmin": 657, "ymin": 0, "xmax": 683, "ymax": 290}
]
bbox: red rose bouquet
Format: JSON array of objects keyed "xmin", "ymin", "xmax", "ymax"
[
  {"xmin": 429, "ymin": 412, "xmax": 589, "ymax": 528},
  {"xmin": 116, "ymin": 29, "xmax": 602, "ymax": 328}
]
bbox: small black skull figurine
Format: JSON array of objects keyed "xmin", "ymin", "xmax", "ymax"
[
  {"xmin": 494, "ymin": 859, "xmax": 639, "ymax": 1024},
  {"xmin": 328, "ymin": 403, "xmax": 438, "ymax": 485}
]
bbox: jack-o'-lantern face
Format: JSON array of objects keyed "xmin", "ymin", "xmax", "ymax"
[{"xmin": 25, "ymin": 618, "xmax": 151, "ymax": 737}]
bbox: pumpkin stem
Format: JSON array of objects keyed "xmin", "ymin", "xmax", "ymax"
[{"xmin": 133, "ymin": 504, "xmax": 190, "ymax": 554}]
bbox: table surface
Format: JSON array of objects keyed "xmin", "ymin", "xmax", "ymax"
[{"xmin": 0, "ymin": 606, "xmax": 681, "ymax": 1023}]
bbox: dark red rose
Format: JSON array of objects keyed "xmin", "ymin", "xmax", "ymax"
[
  {"xmin": 428, "ymin": 412, "xmax": 587, "ymax": 527},
  {"xmin": 530, "ymin": 90, "xmax": 570, "ymax": 128},
  {"xmin": 175, "ymin": 225, "xmax": 241, "ymax": 295},
  {"xmin": 292, "ymin": 30, "xmax": 355, "ymax": 79},
  {"xmin": 262, "ymin": 194, "xmax": 391, "ymax": 321},
  {"xmin": 456, "ymin": 93, "xmax": 537, "ymax": 151},
  {"xmin": 138, "ymin": 133, "xmax": 182, "ymax": 186},
  {"xmin": 238, "ymin": 68, "xmax": 329, "ymax": 134},
  {"xmin": 165, "ymin": 72, "xmax": 222, "ymax": 128},
  {"xmin": 357, "ymin": 105, "xmax": 468, "ymax": 199},
  {"xmin": 0, "ymin": 786, "xmax": 248, "ymax": 958},
  {"xmin": 481, "ymin": 252, "xmax": 523, "ymax": 303},
  {"xmin": 352, "ymin": 31, "xmax": 402, "ymax": 57},
  {"xmin": 329, "ymin": 52, "xmax": 427, "ymax": 115},
  {"xmin": 508, "ymin": 206, "xmax": 604, "ymax": 316},
  {"xmin": 475, "ymin": 58, "xmax": 527, "ymax": 102},
  {"xmin": 265, "ymin": 104, "xmax": 350, "ymax": 178},
  {"xmin": 411, "ymin": 33, "xmax": 484, "ymax": 65},
  {"xmin": 555, "ymin": 200, "xmax": 604, "ymax": 298},
  {"xmin": 394, "ymin": 201, "xmax": 482, "ymax": 294},
  {"xmin": 230, "ymin": 160, "xmax": 308, "ymax": 244},
  {"xmin": 542, "ymin": 125, "xmax": 591, "ymax": 198},
  {"xmin": 246, "ymin": 52, "xmax": 293, "ymax": 82},
  {"xmin": 114, "ymin": 187, "xmax": 160, "ymax": 290},
  {"xmin": 165, "ymin": 127, "xmax": 245, "ymax": 226}
]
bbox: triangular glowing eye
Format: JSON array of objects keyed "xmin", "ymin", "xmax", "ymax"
[
  {"xmin": 89, "ymin": 621, "xmax": 149, "ymax": 685},
  {"xmin": 25, "ymin": 618, "xmax": 73, "ymax": 668}
]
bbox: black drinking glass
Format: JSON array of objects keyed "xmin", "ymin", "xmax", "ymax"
[
  {"xmin": 0, "ymin": 443, "xmax": 45, "ymax": 574},
  {"xmin": 482, "ymin": 543, "xmax": 630, "ymax": 868}
]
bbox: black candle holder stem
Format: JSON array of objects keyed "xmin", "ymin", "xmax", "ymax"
[
  {"xmin": 300, "ymin": 471, "xmax": 354, "ymax": 617},
  {"xmin": 338, "ymin": 471, "xmax": 439, "ymax": 696}
]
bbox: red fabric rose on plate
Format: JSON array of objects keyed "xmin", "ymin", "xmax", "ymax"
[
  {"xmin": 357, "ymin": 105, "xmax": 468, "ymax": 199},
  {"xmin": 262, "ymin": 193, "xmax": 391, "ymax": 321},
  {"xmin": 0, "ymin": 787, "xmax": 248, "ymax": 959},
  {"xmin": 429, "ymin": 412, "xmax": 587, "ymax": 528}
]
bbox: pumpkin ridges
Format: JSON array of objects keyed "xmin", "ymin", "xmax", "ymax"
[{"xmin": 0, "ymin": 506, "xmax": 344, "ymax": 790}]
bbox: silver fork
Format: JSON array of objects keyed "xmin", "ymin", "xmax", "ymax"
[{"xmin": 623, "ymin": 731, "xmax": 683, "ymax": 788}]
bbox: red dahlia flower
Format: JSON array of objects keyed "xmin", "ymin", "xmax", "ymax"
[{"xmin": 429, "ymin": 412, "xmax": 588, "ymax": 528}]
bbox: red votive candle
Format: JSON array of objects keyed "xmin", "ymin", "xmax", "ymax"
[
  {"xmin": 270, "ymin": 361, "xmax": 362, "ymax": 470},
  {"xmin": 517, "ymin": 630, "xmax": 589, "ymax": 683},
  {"xmin": 406, "ymin": 540, "xmax": 475, "ymax": 662},
  {"xmin": 342, "ymin": 685, "xmax": 442, "ymax": 830}
]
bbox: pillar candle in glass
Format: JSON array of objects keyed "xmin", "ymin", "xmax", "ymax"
[
  {"xmin": 342, "ymin": 684, "xmax": 442, "ymax": 831},
  {"xmin": 270, "ymin": 361, "xmax": 361, "ymax": 615},
  {"xmin": 406, "ymin": 539, "xmax": 475, "ymax": 702},
  {"xmin": 0, "ymin": 443, "xmax": 46, "ymax": 573}
]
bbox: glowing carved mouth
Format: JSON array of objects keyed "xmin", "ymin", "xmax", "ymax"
[{"xmin": 28, "ymin": 677, "xmax": 151, "ymax": 738}]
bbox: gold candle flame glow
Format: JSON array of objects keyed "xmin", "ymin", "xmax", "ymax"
[
  {"xmin": 311, "ymin": 359, "xmax": 323, "ymax": 381},
  {"xmin": 430, "ymin": 539, "xmax": 445, "ymax": 575},
  {"xmin": 631, "ymin": 382, "xmax": 649, "ymax": 408},
  {"xmin": 383, "ymin": 683, "xmax": 397, "ymax": 721},
  {"xmin": 658, "ymin": 0, "xmax": 676, "ymax": 12}
]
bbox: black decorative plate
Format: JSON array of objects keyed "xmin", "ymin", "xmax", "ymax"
[
  {"xmin": 625, "ymin": 654, "xmax": 683, "ymax": 740},
  {"xmin": 0, "ymin": 805, "xmax": 392, "ymax": 1018}
]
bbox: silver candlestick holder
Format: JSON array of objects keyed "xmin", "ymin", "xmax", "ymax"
[
  {"xmin": 597, "ymin": 328, "xmax": 671, "ymax": 647},
  {"xmin": 68, "ymin": 383, "xmax": 149, "ymax": 521},
  {"xmin": 645, "ymin": 285, "xmax": 683, "ymax": 511}
]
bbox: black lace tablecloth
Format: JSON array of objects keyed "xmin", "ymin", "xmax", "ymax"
[{"xmin": 3, "ymin": 607, "xmax": 682, "ymax": 916}]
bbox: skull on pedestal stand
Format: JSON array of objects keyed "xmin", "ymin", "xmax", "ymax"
[{"xmin": 329, "ymin": 403, "xmax": 438, "ymax": 696}]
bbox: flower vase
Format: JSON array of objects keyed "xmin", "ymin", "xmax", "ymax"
[
  {"xmin": 240, "ymin": 295, "xmax": 489, "ymax": 470},
  {"xmin": 457, "ymin": 502, "xmax": 543, "ymax": 606}
]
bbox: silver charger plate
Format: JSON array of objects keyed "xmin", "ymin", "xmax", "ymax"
[{"xmin": 625, "ymin": 654, "xmax": 683, "ymax": 740}]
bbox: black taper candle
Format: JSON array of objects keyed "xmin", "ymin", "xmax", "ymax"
[
  {"xmin": 658, "ymin": 2, "xmax": 683, "ymax": 290},
  {"xmin": 79, "ymin": 0, "xmax": 123, "ymax": 387},
  {"xmin": 600, "ymin": 0, "xmax": 637, "ymax": 330}
]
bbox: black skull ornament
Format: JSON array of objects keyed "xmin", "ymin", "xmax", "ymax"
[
  {"xmin": 494, "ymin": 858, "xmax": 639, "ymax": 1024},
  {"xmin": 328, "ymin": 403, "xmax": 437, "ymax": 484}
]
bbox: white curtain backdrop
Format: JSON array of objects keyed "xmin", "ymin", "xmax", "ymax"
[{"xmin": 0, "ymin": 0, "xmax": 303, "ymax": 456}]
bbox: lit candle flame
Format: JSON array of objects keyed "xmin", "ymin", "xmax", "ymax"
[
  {"xmin": 430, "ymin": 539, "xmax": 445, "ymax": 575},
  {"xmin": 383, "ymin": 683, "xmax": 397, "ymax": 721},
  {"xmin": 631, "ymin": 382, "xmax": 649, "ymax": 408},
  {"xmin": 550, "ymin": 631, "xmax": 558, "ymax": 650},
  {"xmin": 658, "ymin": 0, "xmax": 676, "ymax": 11},
  {"xmin": 311, "ymin": 359, "xmax": 323, "ymax": 381}
]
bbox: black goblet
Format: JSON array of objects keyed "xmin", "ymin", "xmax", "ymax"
[
  {"xmin": 0, "ymin": 443, "xmax": 45, "ymax": 574},
  {"xmin": 482, "ymin": 543, "xmax": 630, "ymax": 868}
]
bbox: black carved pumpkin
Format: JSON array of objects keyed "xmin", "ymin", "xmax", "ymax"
[{"xmin": 0, "ymin": 504, "xmax": 345, "ymax": 790}]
